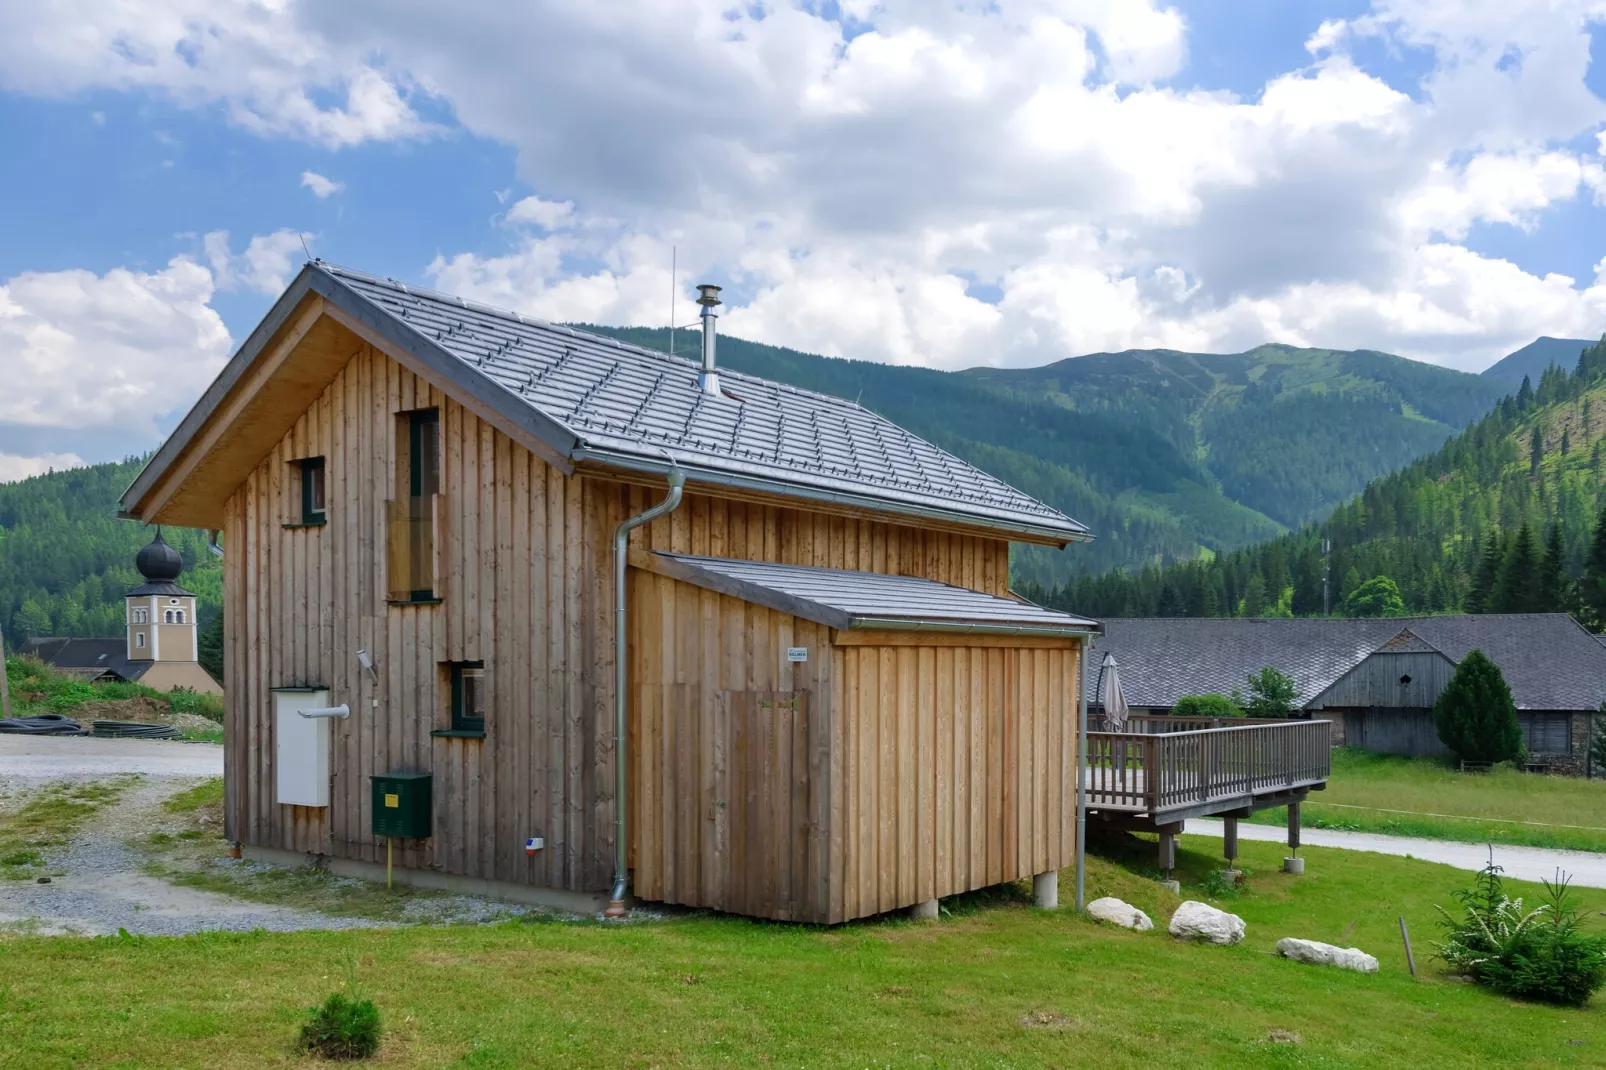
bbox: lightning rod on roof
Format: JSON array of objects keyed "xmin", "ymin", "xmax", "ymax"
[{"xmin": 669, "ymin": 246, "xmax": 676, "ymax": 360}]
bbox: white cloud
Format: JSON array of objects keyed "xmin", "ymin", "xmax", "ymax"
[
  {"xmin": 505, "ymin": 196, "xmax": 574, "ymax": 229},
  {"xmin": 0, "ymin": 1, "xmax": 434, "ymax": 148},
  {"xmin": 203, "ymin": 229, "xmax": 306, "ymax": 294},
  {"xmin": 4, "ymin": 0, "xmax": 1606, "ymax": 373},
  {"xmin": 300, "ymin": 171, "xmax": 344, "ymax": 198},
  {"xmin": 0, "ymin": 452, "xmax": 87, "ymax": 484},
  {"xmin": 0, "ymin": 260, "xmax": 231, "ymax": 434}
]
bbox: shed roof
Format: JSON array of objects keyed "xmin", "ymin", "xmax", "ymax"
[
  {"xmin": 121, "ymin": 262, "xmax": 1089, "ymax": 544},
  {"xmin": 1087, "ymin": 614, "xmax": 1606, "ymax": 712},
  {"xmin": 644, "ymin": 553, "xmax": 1099, "ymax": 636}
]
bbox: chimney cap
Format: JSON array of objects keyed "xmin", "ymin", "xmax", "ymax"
[{"xmin": 696, "ymin": 284, "xmax": 722, "ymax": 307}]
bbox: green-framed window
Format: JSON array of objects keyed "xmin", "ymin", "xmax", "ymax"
[
  {"xmin": 299, "ymin": 456, "xmax": 327, "ymax": 525},
  {"xmin": 450, "ymin": 661, "xmax": 486, "ymax": 734}
]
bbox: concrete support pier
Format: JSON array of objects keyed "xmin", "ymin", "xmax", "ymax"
[
  {"xmin": 1033, "ymin": 871, "xmax": 1059, "ymax": 909},
  {"xmin": 1222, "ymin": 815, "xmax": 1242, "ymax": 882},
  {"xmin": 1284, "ymin": 801, "xmax": 1304, "ymax": 874},
  {"xmin": 909, "ymin": 897, "xmax": 939, "ymax": 920}
]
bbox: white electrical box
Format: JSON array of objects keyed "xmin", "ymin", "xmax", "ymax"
[{"xmin": 274, "ymin": 688, "xmax": 331, "ymax": 807}]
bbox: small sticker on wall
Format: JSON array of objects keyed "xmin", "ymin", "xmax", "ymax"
[{"xmin": 787, "ymin": 647, "xmax": 808, "ymax": 663}]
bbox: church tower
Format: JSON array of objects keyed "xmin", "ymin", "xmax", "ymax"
[{"xmin": 127, "ymin": 531, "xmax": 198, "ymax": 664}]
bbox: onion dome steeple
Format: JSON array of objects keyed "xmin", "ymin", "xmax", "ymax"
[{"xmin": 129, "ymin": 529, "xmax": 194, "ymax": 597}]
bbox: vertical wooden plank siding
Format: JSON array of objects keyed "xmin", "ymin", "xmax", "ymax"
[{"xmin": 222, "ymin": 332, "xmax": 1053, "ymax": 907}]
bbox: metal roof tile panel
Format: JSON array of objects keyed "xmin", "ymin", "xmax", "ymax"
[
  {"xmin": 322, "ymin": 265, "xmax": 1088, "ymax": 540},
  {"xmin": 657, "ymin": 553, "xmax": 1099, "ymax": 631}
]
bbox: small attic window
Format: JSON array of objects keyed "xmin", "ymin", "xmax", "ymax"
[{"xmin": 1399, "ymin": 674, "xmax": 1413, "ymax": 686}]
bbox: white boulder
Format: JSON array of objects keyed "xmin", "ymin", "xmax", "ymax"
[
  {"xmin": 1275, "ymin": 938, "xmax": 1379, "ymax": 973},
  {"xmin": 1168, "ymin": 900, "xmax": 1246, "ymax": 945},
  {"xmin": 1086, "ymin": 897, "xmax": 1154, "ymax": 931}
]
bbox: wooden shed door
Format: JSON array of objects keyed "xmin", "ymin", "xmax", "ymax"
[{"xmin": 715, "ymin": 690, "xmax": 828, "ymax": 922}]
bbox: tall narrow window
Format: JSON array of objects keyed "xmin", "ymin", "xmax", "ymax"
[
  {"xmin": 135, "ymin": 632, "xmax": 146, "ymax": 649},
  {"xmin": 451, "ymin": 662, "xmax": 486, "ymax": 733},
  {"xmin": 299, "ymin": 456, "xmax": 327, "ymax": 524},
  {"xmin": 388, "ymin": 408, "xmax": 441, "ymax": 602}
]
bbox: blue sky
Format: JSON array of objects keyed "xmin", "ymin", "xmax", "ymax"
[{"xmin": 1, "ymin": 1, "xmax": 1604, "ymax": 478}]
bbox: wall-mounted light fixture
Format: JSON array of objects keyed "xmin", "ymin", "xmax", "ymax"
[{"xmin": 356, "ymin": 649, "xmax": 379, "ymax": 684}]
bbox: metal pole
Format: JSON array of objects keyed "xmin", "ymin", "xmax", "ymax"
[
  {"xmin": 0, "ymin": 631, "xmax": 10, "ymax": 721},
  {"xmin": 1075, "ymin": 639, "xmax": 1089, "ymax": 912}
]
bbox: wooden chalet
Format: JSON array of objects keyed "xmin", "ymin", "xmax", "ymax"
[{"xmin": 119, "ymin": 263, "xmax": 1101, "ymax": 922}]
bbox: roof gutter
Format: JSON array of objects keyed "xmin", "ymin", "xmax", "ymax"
[{"xmin": 570, "ymin": 446, "xmax": 1091, "ymax": 547}]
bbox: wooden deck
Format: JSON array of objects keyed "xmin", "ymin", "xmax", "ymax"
[{"xmin": 1083, "ymin": 717, "xmax": 1331, "ymax": 823}]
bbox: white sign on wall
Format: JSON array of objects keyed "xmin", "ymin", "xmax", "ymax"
[{"xmin": 787, "ymin": 647, "xmax": 808, "ymax": 663}]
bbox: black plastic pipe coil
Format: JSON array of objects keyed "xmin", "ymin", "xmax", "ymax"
[
  {"xmin": 91, "ymin": 720, "xmax": 181, "ymax": 739},
  {"xmin": 0, "ymin": 714, "xmax": 86, "ymax": 735}
]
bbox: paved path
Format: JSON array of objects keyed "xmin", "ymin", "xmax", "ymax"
[
  {"xmin": 1188, "ymin": 817, "xmax": 1606, "ymax": 889},
  {"xmin": 0, "ymin": 734, "xmax": 223, "ymax": 784}
]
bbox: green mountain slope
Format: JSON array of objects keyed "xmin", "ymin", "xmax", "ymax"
[
  {"xmin": 1051, "ymin": 340, "xmax": 1606, "ymax": 619},
  {"xmin": 1481, "ymin": 336, "xmax": 1594, "ymax": 384},
  {"xmin": 0, "ymin": 459, "xmax": 221, "ymax": 648},
  {"xmin": 585, "ymin": 327, "xmax": 1507, "ymax": 582}
]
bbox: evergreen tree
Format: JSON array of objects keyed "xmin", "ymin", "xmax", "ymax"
[
  {"xmin": 1582, "ymin": 503, "xmax": 1606, "ymax": 629},
  {"xmin": 1531, "ymin": 424, "xmax": 1544, "ymax": 473},
  {"xmin": 1517, "ymin": 374, "xmax": 1534, "ymax": 409},
  {"xmin": 198, "ymin": 614, "xmax": 225, "ymax": 684},
  {"xmin": 1562, "ymin": 426, "xmax": 1572, "ymax": 456},
  {"xmin": 1466, "ymin": 531, "xmax": 1503, "ymax": 614},
  {"xmin": 1241, "ymin": 573, "xmax": 1268, "ymax": 617},
  {"xmin": 1492, "ymin": 522, "xmax": 1539, "ymax": 613},
  {"xmin": 1539, "ymin": 523, "xmax": 1568, "ymax": 613},
  {"xmin": 1433, "ymin": 650, "xmax": 1524, "ymax": 763}
]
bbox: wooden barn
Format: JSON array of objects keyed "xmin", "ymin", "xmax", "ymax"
[{"xmin": 118, "ymin": 263, "xmax": 1097, "ymax": 922}]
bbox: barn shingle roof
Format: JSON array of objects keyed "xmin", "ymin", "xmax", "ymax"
[
  {"xmin": 322, "ymin": 265, "xmax": 1088, "ymax": 543},
  {"xmin": 1088, "ymin": 614, "xmax": 1606, "ymax": 712}
]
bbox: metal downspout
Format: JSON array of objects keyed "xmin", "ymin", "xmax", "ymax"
[
  {"xmin": 1075, "ymin": 638, "xmax": 1089, "ymax": 912},
  {"xmin": 607, "ymin": 471, "xmax": 686, "ymax": 917}
]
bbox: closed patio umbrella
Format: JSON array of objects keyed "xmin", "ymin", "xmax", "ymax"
[{"xmin": 1099, "ymin": 652, "xmax": 1129, "ymax": 731}]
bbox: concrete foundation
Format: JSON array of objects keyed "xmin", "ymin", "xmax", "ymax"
[
  {"xmin": 1033, "ymin": 871, "xmax": 1059, "ymax": 909},
  {"xmin": 1283, "ymin": 857, "xmax": 1305, "ymax": 875},
  {"xmin": 908, "ymin": 897, "xmax": 940, "ymax": 920},
  {"xmin": 1158, "ymin": 879, "xmax": 1181, "ymax": 894},
  {"xmin": 241, "ymin": 844, "xmax": 612, "ymax": 914}
]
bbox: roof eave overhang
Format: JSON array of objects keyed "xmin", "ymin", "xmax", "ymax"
[
  {"xmin": 120, "ymin": 264, "xmax": 584, "ymax": 526},
  {"xmin": 634, "ymin": 550, "xmax": 1098, "ymax": 637},
  {"xmin": 575, "ymin": 445, "xmax": 1088, "ymax": 548}
]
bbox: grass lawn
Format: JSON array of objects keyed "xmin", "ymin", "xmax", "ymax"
[
  {"xmin": 3, "ymin": 835, "xmax": 1603, "ymax": 1068},
  {"xmin": 1247, "ymin": 748, "xmax": 1606, "ymax": 853}
]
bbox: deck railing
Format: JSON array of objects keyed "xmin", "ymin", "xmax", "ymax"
[{"xmin": 1085, "ymin": 718, "xmax": 1331, "ymax": 815}]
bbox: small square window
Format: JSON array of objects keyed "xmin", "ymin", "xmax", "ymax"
[
  {"xmin": 451, "ymin": 662, "xmax": 486, "ymax": 734},
  {"xmin": 299, "ymin": 456, "xmax": 327, "ymax": 525}
]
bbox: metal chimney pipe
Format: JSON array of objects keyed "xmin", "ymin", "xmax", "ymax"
[{"xmin": 696, "ymin": 284, "xmax": 722, "ymax": 396}]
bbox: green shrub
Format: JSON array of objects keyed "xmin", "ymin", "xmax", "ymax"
[
  {"xmin": 297, "ymin": 991, "xmax": 381, "ymax": 1060},
  {"xmin": 167, "ymin": 686, "xmax": 224, "ymax": 721},
  {"xmin": 1238, "ymin": 666, "xmax": 1299, "ymax": 718},
  {"xmin": 1434, "ymin": 860, "xmax": 1606, "ymax": 1007},
  {"xmin": 1433, "ymin": 650, "xmax": 1523, "ymax": 763},
  {"xmin": 1171, "ymin": 694, "xmax": 1242, "ymax": 718}
]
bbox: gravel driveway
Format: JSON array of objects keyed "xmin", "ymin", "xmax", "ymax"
[{"xmin": 0, "ymin": 735, "xmax": 389, "ymax": 936}]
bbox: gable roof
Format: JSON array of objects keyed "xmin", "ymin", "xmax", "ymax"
[
  {"xmin": 121, "ymin": 263, "xmax": 1089, "ymax": 545},
  {"xmin": 17, "ymin": 638, "xmax": 151, "ymax": 683},
  {"xmin": 1087, "ymin": 614, "xmax": 1606, "ymax": 712},
  {"xmin": 642, "ymin": 552, "xmax": 1098, "ymax": 636}
]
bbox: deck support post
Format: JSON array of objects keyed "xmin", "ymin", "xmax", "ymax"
[
  {"xmin": 1284, "ymin": 802, "xmax": 1304, "ymax": 874},
  {"xmin": 1222, "ymin": 816, "xmax": 1242, "ymax": 881},
  {"xmin": 909, "ymin": 898, "xmax": 939, "ymax": 921},
  {"xmin": 1033, "ymin": 871, "xmax": 1059, "ymax": 910},
  {"xmin": 1157, "ymin": 829, "xmax": 1176, "ymax": 874}
]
